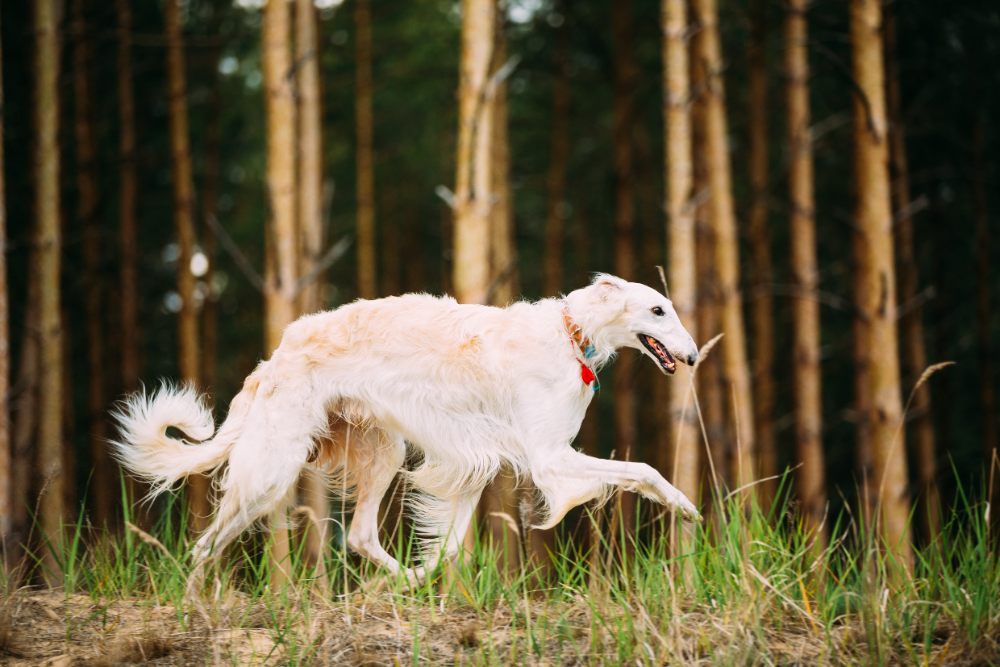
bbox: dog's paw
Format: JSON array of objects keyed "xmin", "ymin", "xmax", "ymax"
[{"xmin": 660, "ymin": 483, "xmax": 701, "ymax": 522}]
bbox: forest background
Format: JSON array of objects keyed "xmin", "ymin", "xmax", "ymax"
[{"xmin": 0, "ymin": 0, "xmax": 999, "ymax": 662}]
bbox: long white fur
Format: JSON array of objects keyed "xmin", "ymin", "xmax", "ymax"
[{"xmin": 111, "ymin": 274, "xmax": 702, "ymax": 582}]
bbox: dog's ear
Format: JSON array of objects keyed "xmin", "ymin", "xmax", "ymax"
[
  {"xmin": 592, "ymin": 274, "xmax": 626, "ymax": 302},
  {"xmin": 593, "ymin": 274, "xmax": 625, "ymax": 290}
]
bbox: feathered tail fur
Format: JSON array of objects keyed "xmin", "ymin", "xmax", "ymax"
[{"xmin": 110, "ymin": 382, "xmax": 250, "ymax": 499}]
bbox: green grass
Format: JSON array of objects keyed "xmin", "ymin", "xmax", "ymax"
[{"xmin": 2, "ymin": 478, "xmax": 999, "ymax": 665}]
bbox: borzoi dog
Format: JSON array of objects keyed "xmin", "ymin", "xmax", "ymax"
[{"xmin": 112, "ymin": 274, "xmax": 701, "ymax": 584}]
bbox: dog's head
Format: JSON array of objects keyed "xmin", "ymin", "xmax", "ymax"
[{"xmin": 566, "ymin": 274, "xmax": 698, "ymax": 375}]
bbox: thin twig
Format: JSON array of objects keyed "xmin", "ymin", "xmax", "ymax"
[
  {"xmin": 292, "ymin": 236, "xmax": 353, "ymax": 298},
  {"xmin": 205, "ymin": 214, "xmax": 264, "ymax": 293}
]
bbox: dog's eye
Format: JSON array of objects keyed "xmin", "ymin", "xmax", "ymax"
[{"xmin": 651, "ymin": 306, "xmax": 665, "ymax": 317}]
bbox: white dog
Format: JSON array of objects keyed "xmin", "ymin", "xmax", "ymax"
[{"xmin": 112, "ymin": 274, "xmax": 701, "ymax": 583}]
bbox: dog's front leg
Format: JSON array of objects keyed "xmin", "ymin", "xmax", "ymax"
[{"xmin": 534, "ymin": 451, "xmax": 701, "ymax": 528}]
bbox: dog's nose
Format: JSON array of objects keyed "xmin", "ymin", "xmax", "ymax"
[{"xmin": 686, "ymin": 351, "xmax": 698, "ymax": 366}]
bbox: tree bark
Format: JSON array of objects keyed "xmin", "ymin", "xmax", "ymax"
[
  {"xmin": 884, "ymin": 7, "xmax": 940, "ymax": 540},
  {"xmin": 612, "ymin": 0, "xmax": 638, "ymax": 546},
  {"xmin": 165, "ymin": 0, "xmax": 207, "ymax": 531},
  {"xmin": 355, "ymin": 0, "xmax": 377, "ymax": 299},
  {"xmin": 543, "ymin": 1, "xmax": 570, "ymax": 297},
  {"xmin": 692, "ymin": 0, "xmax": 756, "ymax": 496},
  {"xmin": 850, "ymin": 0, "xmax": 912, "ymax": 571},
  {"xmin": 482, "ymin": 14, "xmax": 526, "ymax": 575},
  {"xmin": 0, "ymin": 5, "xmax": 9, "ymax": 566},
  {"xmin": 34, "ymin": 0, "xmax": 65, "ymax": 583},
  {"xmin": 691, "ymin": 35, "xmax": 729, "ymax": 498},
  {"xmin": 662, "ymin": 0, "xmax": 698, "ymax": 504},
  {"xmin": 453, "ymin": 0, "xmax": 495, "ymax": 308},
  {"xmin": 116, "ymin": 0, "xmax": 139, "ymax": 393},
  {"xmin": 295, "ymin": 0, "xmax": 329, "ymax": 577},
  {"xmin": 453, "ymin": 0, "xmax": 496, "ymax": 559},
  {"xmin": 785, "ymin": 0, "xmax": 827, "ymax": 544},
  {"xmin": 663, "ymin": 0, "xmax": 700, "ymax": 563},
  {"xmin": 72, "ymin": 0, "xmax": 112, "ymax": 527},
  {"xmin": 263, "ymin": 0, "xmax": 298, "ymax": 589},
  {"xmin": 746, "ymin": 0, "xmax": 776, "ymax": 506},
  {"xmin": 10, "ymin": 268, "xmax": 38, "ymax": 575},
  {"xmin": 973, "ymin": 117, "xmax": 998, "ymax": 510},
  {"xmin": 201, "ymin": 61, "xmax": 221, "ymax": 394}
]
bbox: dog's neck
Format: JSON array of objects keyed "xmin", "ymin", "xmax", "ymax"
[{"xmin": 559, "ymin": 297, "xmax": 616, "ymax": 370}]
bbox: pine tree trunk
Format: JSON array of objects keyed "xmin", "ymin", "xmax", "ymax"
[
  {"xmin": 543, "ymin": 1, "xmax": 570, "ymax": 297},
  {"xmin": 850, "ymin": 0, "xmax": 912, "ymax": 571},
  {"xmin": 746, "ymin": 0, "xmax": 776, "ymax": 505},
  {"xmin": 72, "ymin": 0, "xmax": 112, "ymax": 527},
  {"xmin": 691, "ymin": 43, "xmax": 729, "ymax": 498},
  {"xmin": 692, "ymin": 0, "xmax": 756, "ymax": 496},
  {"xmin": 263, "ymin": 0, "xmax": 298, "ymax": 589},
  {"xmin": 972, "ymin": 117, "xmax": 998, "ymax": 509},
  {"xmin": 481, "ymin": 16, "xmax": 525, "ymax": 575},
  {"xmin": 453, "ymin": 0, "xmax": 496, "ymax": 559},
  {"xmin": 116, "ymin": 0, "xmax": 139, "ymax": 393},
  {"xmin": 453, "ymin": 0, "xmax": 494, "ymax": 307},
  {"xmin": 116, "ymin": 0, "xmax": 147, "ymax": 521},
  {"xmin": 355, "ymin": 0, "xmax": 377, "ymax": 299},
  {"xmin": 34, "ymin": 0, "xmax": 65, "ymax": 583},
  {"xmin": 201, "ymin": 63, "xmax": 221, "ymax": 393},
  {"xmin": 786, "ymin": 0, "xmax": 826, "ymax": 543},
  {"xmin": 0, "ymin": 5, "xmax": 10, "ymax": 565},
  {"xmin": 884, "ymin": 7, "xmax": 940, "ymax": 540},
  {"xmin": 165, "ymin": 0, "xmax": 207, "ymax": 531},
  {"xmin": 10, "ymin": 267, "xmax": 38, "ymax": 575},
  {"xmin": 612, "ymin": 0, "xmax": 638, "ymax": 547},
  {"xmin": 295, "ymin": 0, "xmax": 329, "ymax": 578},
  {"xmin": 853, "ymin": 228, "xmax": 875, "ymax": 525},
  {"xmin": 663, "ymin": 0, "xmax": 700, "ymax": 562}
]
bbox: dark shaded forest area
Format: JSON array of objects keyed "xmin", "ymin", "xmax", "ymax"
[{"xmin": 1, "ymin": 0, "xmax": 999, "ymax": 593}]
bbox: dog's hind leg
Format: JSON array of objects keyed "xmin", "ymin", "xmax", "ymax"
[
  {"xmin": 414, "ymin": 488, "xmax": 484, "ymax": 574},
  {"xmin": 346, "ymin": 434, "xmax": 414, "ymax": 580}
]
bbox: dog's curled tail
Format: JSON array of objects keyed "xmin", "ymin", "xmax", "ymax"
[{"xmin": 111, "ymin": 382, "xmax": 234, "ymax": 499}]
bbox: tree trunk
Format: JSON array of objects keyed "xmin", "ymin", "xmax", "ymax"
[
  {"xmin": 854, "ymin": 227, "xmax": 875, "ymax": 525},
  {"xmin": 663, "ymin": 0, "xmax": 700, "ymax": 561},
  {"xmin": 263, "ymin": 0, "xmax": 298, "ymax": 589},
  {"xmin": 0, "ymin": 5, "xmax": 9, "ymax": 566},
  {"xmin": 692, "ymin": 0, "xmax": 756, "ymax": 496},
  {"xmin": 201, "ymin": 63, "xmax": 221, "ymax": 393},
  {"xmin": 72, "ymin": 0, "xmax": 112, "ymax": 527},
  {"xmin": 691, "ymin": 38, "xmax": 729, "ymax": 498},
  {"xmin": 543, "ymin": 1, "xmax": 570, "ymax": 297},
  {"xmin": 295, "ymin": 0, "xmax": 329, "ymax": 577},
  {"xmin": 453, "ymin": 0, "xmax": 496, "ymax": 558},
  {"xmin": 973, "ymin": 117, "xmax": 998, "ymax": 512},
  {"xmin": 482, "ymin": 15, "xmax": 525, "ymax": 575},
  {"xmin": 34, "ymin": 0, "xmax": 65, "ymax": 583},
  {"xmin": 453, "ymin": 0, "xmax": 494, "ymax": 307},
  {"xmin": 165, "ymin": 0, "xmax": 207, "ymax": 531},
  {"xmin": 786, "ymin": 0, "xmax": 827, "ymax": 544},
  {"xmin": 10, "ymin": 267, "xmax": 38, "ymax": 575},
  {"xmin": 355, "ymin": 0, "xmax": 377, "ymax": 299},
  {"xmin": 746, "ymin": 0, "xmax": 776, "ymax": 505},
  {"xmin": 850, "ymin": 0, "xmax": 912, "ymax": 571},
  {"xmin": 612, "ymin": 0, "xmax": 638, "ymax": 547},
  {"xmin": 884, "ymin": 7, "xmax": 940, "ymax": 541},
  {"xmin": 116, "ymin": 0, "xmax": 147, "ymax": 522},
  {"xmin": 116, "ymin": 0, "xmax": 139, "ymax": 393}
]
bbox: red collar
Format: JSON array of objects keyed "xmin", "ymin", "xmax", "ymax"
[{"xmin": 562, "ymin": 308, "xmax": 599, "ymax": 390}]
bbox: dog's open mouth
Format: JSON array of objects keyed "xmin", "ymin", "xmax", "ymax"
[{"xmin": 638, "ymin": 334, "xmax": 677, "ymax": 374}]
